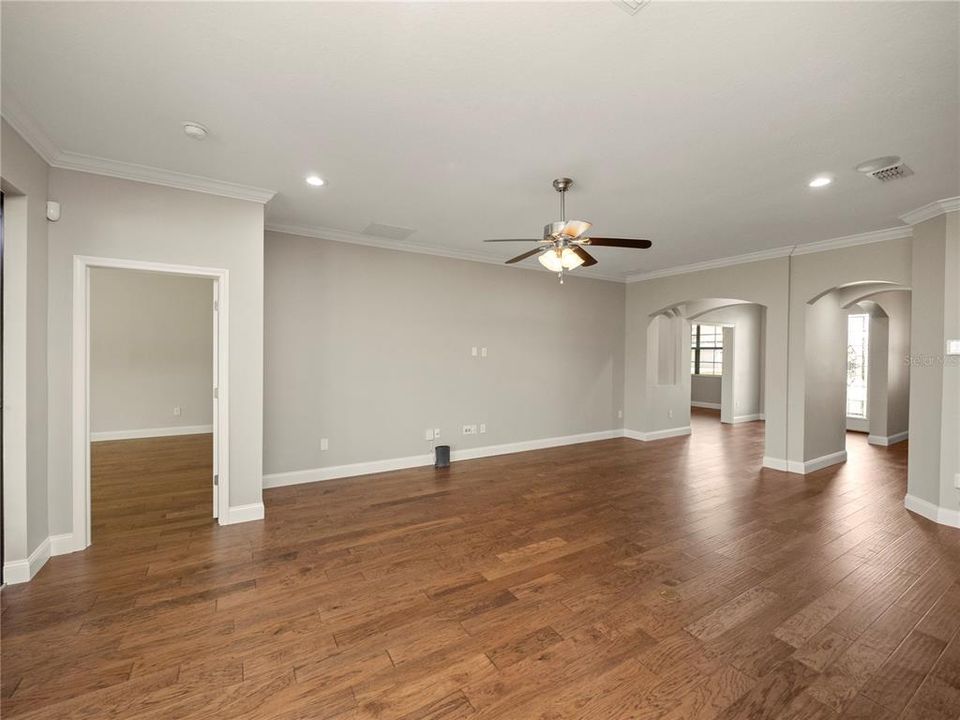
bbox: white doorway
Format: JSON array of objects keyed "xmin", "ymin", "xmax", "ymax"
[{"xmin": 72, "ymin": 256, "xmax": 229, "ymax": 550}]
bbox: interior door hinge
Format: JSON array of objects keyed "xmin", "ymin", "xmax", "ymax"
[
  {"xmin": 214, "ymin": 300, "xmax": 219, "ymax": 312},
  {"xmin": 213, "ymin": 387, "xmax": 219, "ymax": 399},
  {"xmin": 214, "ymin": 474, "xmax": 219, "ymax": 487}
]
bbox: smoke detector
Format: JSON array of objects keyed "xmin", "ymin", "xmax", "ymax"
[
  {"xmin": 856, "ymin": 156, "xmax": 913, "ymax": 182},
  {"xmin": 182, "ymin": 122, "xmax": 208, "ymax": 141}
]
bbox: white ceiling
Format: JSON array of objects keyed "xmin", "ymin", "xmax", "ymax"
[{"xmin": 3, "ymin": 1, "xmax": 958, "ymax": 278}]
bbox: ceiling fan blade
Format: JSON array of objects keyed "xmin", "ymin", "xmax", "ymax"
[
  {"xmin": 571, "ymin": 246, "xmax": 598, "ymax": 267},
  {"xmin": 483, "ymin": 238, "xmax": 544, "ymax": 243},
  {"xmin": 505, "ymin": 247, "xmax": 545, "ymax": 264},
  {"xmin": 580, "ymin": 237, "xmax": 653, "ymax": 249}
]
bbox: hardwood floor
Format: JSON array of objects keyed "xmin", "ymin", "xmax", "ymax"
[{"xmin": 4, "ymin": 410, "xmax": 960, "ymax": 719}]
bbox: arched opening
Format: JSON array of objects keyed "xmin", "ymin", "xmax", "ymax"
[
  {"xmin": 804, "ymin": 282, "xmax": 911, "ymax": 470},
  {"xmin": 647, "ymin": 298, "xmax": 767, "ymax": 441}
]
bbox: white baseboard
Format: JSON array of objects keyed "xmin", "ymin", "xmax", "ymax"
[
  {"xmin": 761, "ymin": 451, "xmax": 847, "ymax": 474},
  {"xmin": 800, "ymin": 450, "xmax": 848, "ymax": 474},
  {"xmin": 762, "ymin": 456, "xmax": 789, "ymax": 471},
  {"xmin": 223, "ymin": 503, "xmax": 265, "ymax": 524},
  {"xmin": 2, "ymin": 532, "xmax": 78, "ymax": 585},
  {"xmin": 623, "ymin": 426, "xmax": 692, "ymax": 442},
  {"xmin": 91, "ymin": 424, "xmax": 213, "ymax": 441},
  {"xmin": 732, "ymin": 413, "xmax": 763, "ymax": 424},
  {"xmin": 904, "ymin": 494, "xmax": 960, "ymax": 528},
  {"xmin": 868, "ymin": 431, "xmax": 909, "ymax": 447},
  {"xmin": 691, "ymin": 401, "xmax": 721, "ymax": 410},
  {"xmin": 3, "ymin": 537, "xmax": 50, "ymax": 585},
  {"xmin": 263, "ymin": 429, "xmax": 626, "ymax": 489}
]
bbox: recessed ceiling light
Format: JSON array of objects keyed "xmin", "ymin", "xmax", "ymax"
[
  {"xmin": 808, "ymin": 175, "xmax": 833, "ymax": 188},
  {"xmin": 182, "ymin": 122, "xmax": 208, "ymax": 141},
  {"xmin": 306, "ymin": 175, "xmax": 325, "ymax": 187}
]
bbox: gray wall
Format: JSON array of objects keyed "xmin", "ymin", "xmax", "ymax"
[
  {"xmin": 1, "ymin": 118, "xmax": 49, "ymax": 564},
  {"xmin": 263, "ymin": 231, "xmax": 625, "ymax": 475},
  {"xmin": 90, "ymin": 268, "xmax": 213, "ymax": 435},
  {"xmin": 47, "ymin": 169, "xmax": 264, "ymax": 529},
  {"xmin": 690, "ymin": 375, "xmax": 720, "ymax": 406}
]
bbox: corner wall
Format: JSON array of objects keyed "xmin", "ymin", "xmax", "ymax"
[{"xmin": 1, "ymin": 118, "xmax": 50, "ymax": 579}]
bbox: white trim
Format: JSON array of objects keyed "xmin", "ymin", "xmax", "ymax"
[
  {"xmin": 223, "ymin": 503, "xmax": 265, "ymax": 524},
  {"xmin": 899, "ymin": 197, "xmax": 960, "ymax": 226},
  {"xmin": 691, "ymin": 401, "xmax": 721, "ymax": 410},
  {"xmin": 1, "ymin": 92, "xmax": 59, "ymax": 164},
  {"xmin": 623, "ymin": 426, "xmax": 692, "ymax": 442},
  {"xmin": 626, "ymin": 246, "xmax": 795, "ymax": 282},
  {"xmin": 762, "ymin": 456, "xmax": 790, "ymax": 472},
  {"xmin": 790, "ymin": 226, "xmax": 913, "ymax": 257},
  {"xmin": 73, "ymin": 256, "xmax": 233, "ymax": 554},
  {"xmin": 799, "ymin": 450, "xmax": 847, "ymax": 474},
  {"xmin": 626, "ymin": 226, "xmax": 913, "ymax": 283},
  {"xmin": 1, "ymin": 97, "xmax": 275, "ymax": 204},
  {"xmin": 49, "ymin": 533, "xmax": 79, "ymax": 556},
  {"xmin": 904, "ymin": 494, "xmax": 960, "ymax": 528},
  {"xmin": 2, "ymin": 537, "xmax": 50, "ymax": 585},
  {"xmin": 91, "ymin": 425, "xmax": 213, "ymax": 442},
  {"xmin": 263, "ymin": 429, "xmax": 626, "ymax": 489},
  {"xmin": 54, "ymin": 152, "xmax": 276, "ymax": 204},
  {"xmin": 265, "ymin": 223, "xmax": 627, "ymax": 283},
  {"xmin": 731, "ymin": 413, "xmax": 763, "ymax": 424},
  {"xmin": 867, "ymin": 431, "xmax": 909, "ymax": 447}
]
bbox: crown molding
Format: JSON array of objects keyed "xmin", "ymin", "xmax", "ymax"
[
  {"xmin": 790, "ymin": 225, "xmax": 913, "ymax": 257},
  {"xmin": 53, "ymin": 151, "xmax": 276, "ymax": 204},
  {"xmin": 626, "ymin": 225, "xmax": 914, "ymax": 283},
  {"xmin": 899, "ymin": 197, "xmax": 960, "ymax": 226},
  {"xmin": 626, "ymin": 245, "xmax": 794, "ymax": 283},
  {"xmin": 1, "ymin": 92, "xmax": 59, "ymax": 164},
  {"xmin": 1, "ymin": 97, "xmax": 276, "ymax": 204},
  {"xmin": 265, "ymin": 222, "xmax": 628, "ymax": 283}
]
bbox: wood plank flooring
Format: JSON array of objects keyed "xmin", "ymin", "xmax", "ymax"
[{"xmin": 4, "ymin": 410, "xmax": 960, "ymax": 719}]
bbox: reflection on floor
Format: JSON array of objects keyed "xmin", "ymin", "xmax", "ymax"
[{"xmin": 3, "ymin": 410, "xmax": 959, "ymax": 719}]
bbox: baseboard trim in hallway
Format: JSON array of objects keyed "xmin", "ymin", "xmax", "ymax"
[
  {"xmin": 91, "ymin": 424, "xmax": 213, "ymax": 441},
  {"xmin": 868, "ymin": 431, "xmax": 909, "ymax": 446},
  {"xmin": 904, "ymin": 493, "xmax": 960, "ymax": 528}
]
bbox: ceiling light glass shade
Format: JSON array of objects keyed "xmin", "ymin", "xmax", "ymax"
[
  {"xmin": 538, "ymin": 248, "xmax": 585, "ymax": 272},
  {"xmin": 560, "ymin": 220, "xmax": 592, "ymax": 238},
  {"xmin": 808, "ymin": 175, "xmax": 832, "ymax": 188}
]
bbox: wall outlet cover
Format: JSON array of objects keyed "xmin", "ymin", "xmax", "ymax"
[
  {"xmin": 320, "ymin": 438, "xmax": 329, "ymax": 451},
  {"xmin": 425, "ymin": 428, "xmax": 434, "ymax": 441}
]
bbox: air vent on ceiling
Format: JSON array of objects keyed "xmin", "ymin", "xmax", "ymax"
[
  {"xmin": 361, "ymin": 222, "xmax": 416, "ymax": 241},
  {"xmin": 867, "ymin": 163, "xmax": 913, "ymax": 182},
  {"xmin": 856, "ymin": 156, "xmax": 913, "ymax": 183},
  {"xmin": 612, "ymin": 0, "xmax": 652, "ymax": 16}
]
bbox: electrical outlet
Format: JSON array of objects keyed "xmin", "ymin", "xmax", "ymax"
[
  {"xmin": 462, "ymin": 424, "xmax": 477, "ymax": 435},
  {"xmin": 479, "ymin": 423, "xmax": 486, "ymax": 434},
  {"xmin": 668, "ymin": 409, "xmax": 674, "ymax": 419},
  {"xmin": 173, "ymin": 405, "xmax": 182, "ymax": 417},
  {"xmin": 617, "ymin": 409, "xmax": 623, "ymax": 419},
  {"xmin": 954, "ymin": 473, "xmax": 960, "ymax": 490},
  {"xmin": 425, "ymin": 428, "xmax": 434, "ymax": 441},
  {"xmin": 433, "ymin": 428, "xmax": 441, "ymax": 440},
  {"xmin": 320, "ymin": 438, "xmax": 329, "ymax": 451},
  {"xmin": 481, "ymin": 347, "xmax": 488, "ymax": 358}
]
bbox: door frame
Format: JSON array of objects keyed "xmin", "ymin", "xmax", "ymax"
[{"xmin": 72, "ymin": 255, "xmax": 229, "ymax": 550}]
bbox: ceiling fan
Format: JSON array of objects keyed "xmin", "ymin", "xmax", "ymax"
[{"xmin": 484, "ymin": 177, "xmax": 652, "ymax": 282}]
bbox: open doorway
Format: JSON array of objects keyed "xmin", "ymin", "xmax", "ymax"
[
  {"xmin": 88, "ymin": 267, "xmax": 217, "ymax": 543},
  {"xmin": 688, "ymin": 304, "xmax": 765, "ymax": 427},
  {"xmin": 72, "ymin": 257, "xmax": 229, "ymax": 552}
]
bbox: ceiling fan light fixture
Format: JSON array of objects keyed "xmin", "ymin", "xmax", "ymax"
[{"xmin": 538, "ymin": 247, "xmax": 585, "ymax": 272}]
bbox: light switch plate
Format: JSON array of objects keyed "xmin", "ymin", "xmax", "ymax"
[{"xmin": 947, "ymin": 340, "xmax": 960, "ymax": 356}]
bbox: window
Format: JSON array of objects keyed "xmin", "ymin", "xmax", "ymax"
[
  {"xmin": 847, "ymin": 314, "xmax": 869, "ymax": 418},
  {"xmin": 691, "ymin": 324, "xmax": 723, "ymax": 376}
]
